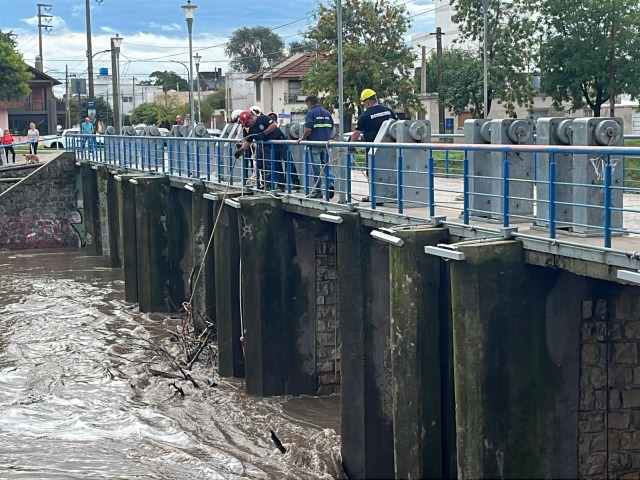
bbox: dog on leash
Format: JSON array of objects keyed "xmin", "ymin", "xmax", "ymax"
[{"xmin": 24, "ymin": 154, "xmax": 40, "ymax": 164}]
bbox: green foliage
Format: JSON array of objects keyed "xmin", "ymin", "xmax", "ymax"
[
  {"xmin": 302, "ymin": 0, "xmax": 422, "ymax": 117},
  {"xmin": 289, "ymin": 40, "xmax": 317, "ymax": 54},
  {"xmin": 149, "ymin": 70, "xmax": 189, "ymax": 93},
  {"xmin": 0, "ymin": 36, "xmax": 32, "ymax": 101},
  {"xmin": 424, "ymin": 49, "xmax": 485, "ymax": 117},
  {"xmin": 539, "ymin": 0, "xmax": 640, "ymax": 117},
  {"xmin": 69, "ymin": 97, "xmax": 114, "ymax": 126},
  {"xmin": 130, "ymin": 102, "xmax": 165, "ymax": 126},
  {"xmin": 225, "ymin": 26, "xmax": 285, "ymax": 73},
  {"xmin": 0, "ymin": 30, "xmax": 18, "ymax": 48},
  {"xmin": 451, "ymin": 0, "xmax": 539, "ymax": 116}
]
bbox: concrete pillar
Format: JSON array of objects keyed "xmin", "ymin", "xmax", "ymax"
[
  {"xmin": 338, "ymin": 213, "xmax": 394, "ymax": 480},
  {"xmin": 237, "ymin": 197, "xmax": 292, "ymax": 396},
  {"xmin": 390, "ymin": 228, "xmax": 453, "ymax": 479},
  {"xmin": 190, "ymin": 185, "xmax": 215, "ymax": 330},
  {"xmin": 119, "ymin": 174, "xmax": 138, "ymax": 303},
  {"xmin": 80, "ymin": 162, "xmax": 102, "ymax": 255},
  {"xmin": 165, "ymin": 188, "xmax": 192, "ymax": 314},
  {"xmin": 449, "ymin": 240, "xmax": 570, "ymax": 479},
  {"xmin": 216, "ymin": 199, "xmax": 244, "ymax": 378},
  {"xmin": 135, "ymin": 176, "xmax": 170, "ymax": 312},
  {"xmin": 96, "ymin": 165, "xmax": 120, "ymax": 267}
]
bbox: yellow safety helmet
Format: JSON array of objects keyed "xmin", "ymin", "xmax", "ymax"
[{"xmin": 360, "ymin": 88, "xmax": 376, "ymax": 103}]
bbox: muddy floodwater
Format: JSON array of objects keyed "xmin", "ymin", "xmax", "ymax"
[{"xmin": 0, "ymin": 249, "xmax": 344, "ymax": 479}]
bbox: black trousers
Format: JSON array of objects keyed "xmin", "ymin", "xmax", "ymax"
[{"xmin": 3, "ymin": 146, "xmax": 15, "ymax": 162}]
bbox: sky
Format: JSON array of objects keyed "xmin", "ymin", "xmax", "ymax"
[{"xmin": 3, "ymin": 0, "xmax": 436, "ymax": 92}]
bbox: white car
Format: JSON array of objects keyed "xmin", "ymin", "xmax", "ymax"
[{"xmin": 41, "ymin": 128, "xmax": 104, "ymax": 149}]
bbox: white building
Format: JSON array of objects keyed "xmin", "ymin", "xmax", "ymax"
[{"xmin": 93, "ymin": 71, "xmax": 164, "ymax": 117}]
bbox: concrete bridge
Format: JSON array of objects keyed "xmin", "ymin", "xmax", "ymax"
[{"xmin": 2, "ymin": 123, "xmax": 640, "ymax": 479}]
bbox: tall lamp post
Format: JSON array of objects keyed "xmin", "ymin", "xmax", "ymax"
[
  {"xmin": 110, "ymin": 34, "xmax": 123, "ymax": 133},
  {"xmin": 194, "ymin": 53, "xmax": 202, "ymax": 124},
  {"xmin": 182, "ymin": 0, "xmax": 197, "ymax": 136},
  {"xmin": 483, "ymin": 0, "xmax": 489, "ymax": 118}
]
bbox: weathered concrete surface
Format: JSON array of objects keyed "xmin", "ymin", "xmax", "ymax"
[
  {"xmin": 450, "ymin": 240, "xmax": 575, "ymax": 479},
  {"xmin": 215, "ymin": 200, "xmax": 244, "ymax": 378},
  {"xmin": 81, "ymin": 163, "xmax": 102, "ymax": 255},
  {"xmin": 390, "ymin": 227, "xmax": 453, "ymax": 480},
  {"xmin": 339, "ymin": 212, "xmax": 394, "ymax": 480},
  {"xmin": 0, "ymin": 153, "xmax": 80, "ymax": 250},
  {"xmin": 134, "ymin": 176, "xmax": 170, "ymax": 312},
  {"xmin": 166, "ymin": 187, "xmax": 192, "ymax": 313},
  {"xmin": 119, "ymin": 174, "xmax": 138, "ymax": 303},
  {"xmin": 190, "ymin": 185, "xmax": 215, "ymax": 330}
]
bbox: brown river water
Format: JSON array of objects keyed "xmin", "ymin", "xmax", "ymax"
[{"xmin": 0, "ymin": 249, "xmax": 344, "ymax": 479}]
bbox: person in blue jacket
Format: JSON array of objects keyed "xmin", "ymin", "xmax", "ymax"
[{"xmin": 297, "ymin": 95, "xmax": 335, "ymax": 199}]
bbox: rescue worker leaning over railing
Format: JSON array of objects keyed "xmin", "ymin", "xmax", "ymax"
[{"xmin": 234, "ymin": 110, "xmax": 301, "ymax": 192}]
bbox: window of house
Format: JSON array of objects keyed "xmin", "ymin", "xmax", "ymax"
[
  {"xmin": 288, "ymin": 80, "xmax": 302, "ymax": 95},
  {"xmin": 256, "ymin": 80, "xmax": 262, "ymax": 102},
  {"xmin": 122, "ymin": 96, "xmax": 133, "ymax": 103}
]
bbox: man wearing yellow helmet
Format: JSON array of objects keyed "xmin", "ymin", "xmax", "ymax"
[{"xmin": 349, "ymin": 88, "xmax": 397, "ymax": 143}]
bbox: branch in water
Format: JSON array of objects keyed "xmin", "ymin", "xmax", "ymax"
[{"xmin": 270, "ymin": 429, "xmax": 287, "ymax": 454}]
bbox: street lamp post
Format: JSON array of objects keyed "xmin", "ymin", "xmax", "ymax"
[
  {"xmin": 483, "ymin": 0, "xmax": 489, "ymax": 119},
  {"xmin": 194, "ymin": 53, "xmax": 202, "ymax": 124},
  {"xmin": 110, "ymin": 34, "xmax": 123, "ymax": 133},
  {"xmin": 182, "ymin": 0, "xmax": 197, "ymax": 136}
]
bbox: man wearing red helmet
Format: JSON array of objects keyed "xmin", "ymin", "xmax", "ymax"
[{"xmin": 235, "ymin": 110, "xmax": 299, "ymax": 190}]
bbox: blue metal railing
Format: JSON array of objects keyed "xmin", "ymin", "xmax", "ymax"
[{"xmin": 68, "ymin": 133, "xmax": 640, "ymax": 253}]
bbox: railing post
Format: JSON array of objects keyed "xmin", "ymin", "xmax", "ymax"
[
  {"xmin": 371, "ymin": 150, "xmax": 377, "ymax": 209},
  {"xmin": 604, "ymin": 157, "xmax": 612, "ymax": 248},
  {"xmin": 502, "ymin": 152, "xmax": 510, "ymax": 228},
  {"xmin": 304, "ymin": 147, "xmax": 310, "ymax": 195},
  {"xmin": 445, "ymin": 150, "xmax": 450, "ymax": 176},
  {"xmin": 169, "ymin": 142, "xmax": 174, "ymax": 175},
  {"xmin": 270, "ymin": 143, "xmax": 275, "ymax": 190},
  {"xmin": 549, "ymin": 154, "xmax": 557, "ymax": 239},
  {"xmin": 463, "ymin": 150, "xmax": 469, "ymax": 224},
  {"xmin": 428, "ymin": 150, "xmax": 435, "ymax": 217},
  {"xmin": 207, "ymin": 142, "xmax": 212, "ymax": 182},
  {"xmin": 186, "ymin": 142, "xmax": 191, "ymax": 178},
  {"xmin": 397, "ymin": 148, "xmax": 404, "ymax": 214},
  {"xmin": 287, "ymin": 146, "xmax": 293, "ymax": 194},
  {"xmin": 346, "ymin": 148, "xmax": 352, "ymax": 203}
]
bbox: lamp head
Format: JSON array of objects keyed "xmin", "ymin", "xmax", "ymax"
[
  {"xmin": 181, "ymin": 0, "xmax": 197, "ymax": 20},
  {"xmin": 194, "ymin": 53, "xmax": 201, "ymax": 67},
  {"xmin": 111, "ymin": 34, "xmax": 123, "ymax": 49}
]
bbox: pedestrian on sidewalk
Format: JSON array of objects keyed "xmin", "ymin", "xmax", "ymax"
[
  {"xmin": 0, "ymin": 126, "xmax": 4, "ymax": 165},
  {"xmin": 297, "ymin": 95, "xmax": 335, "ymax": 199},
  {"xmin": 27, "ymin": 123, "xmax": 40, "ymax": 155},
  {"xmin": 1, "ymin": 129, "xmax": 16, "ymax": 163}
]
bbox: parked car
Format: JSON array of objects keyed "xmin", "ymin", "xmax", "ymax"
[
  {"xmin": 207, "ymin": 128, "xmax": 222, "ymax": 137},
  {"xmin": 40, "ymin": 128, "xmax": 104, "ymax": 149}
]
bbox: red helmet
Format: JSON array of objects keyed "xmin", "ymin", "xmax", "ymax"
[{"xmin": 238, "ymin": 110, "xmax": 252, "ymax": 126}]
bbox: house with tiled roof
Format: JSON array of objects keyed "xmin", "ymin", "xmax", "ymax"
[{"xmin": 246, "ymin": 52, "xmax": 321, "ymax": 120}]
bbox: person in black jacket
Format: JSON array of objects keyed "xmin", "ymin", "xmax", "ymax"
[{"xmin": 235, "ymin": 110, "xmax": 300, "ymax": 190}]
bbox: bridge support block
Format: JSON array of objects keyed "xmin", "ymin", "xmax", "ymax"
[
  {"xmin": 189, "ymin": 185, "xmax": 216, "ymax": 330},
  {"xmin": 135, "ymin": 176, "xmax": 170, "ymax": 312},
  {"xmin": 449, "ymin": 240, "xmax": 576, "ymax": 479},
  {"xmin": 215, "ymin": 199, "xmax": 244, "ymax": 378},
  {"xmin": 339, "ymin": 213, "xmax": 394, "ymax": 480},
  {"xmin": 95, "ymin": 165, "xmax": 120, "ymax": 268},
  {"xmin": 119, "ymin": 174, "xmax": 138, "ymax": 303},
  {"xmin": 390, "ymin": 227, "xmax": 453, "ymax": 479},
  {"xmin": 80, "ymin": 162, "xmax": 102, "ymax": 256}
]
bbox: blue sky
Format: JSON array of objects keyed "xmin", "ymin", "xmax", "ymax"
[{"xmin": 3, "ymin": 0, "xmax": 436, "ymax": 87}]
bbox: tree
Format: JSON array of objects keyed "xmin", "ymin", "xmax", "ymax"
[
  {"xmin": 302, "ymin": 0, "xmax": 422, "ymax": 117},
  {"xmin": 0, "ymin": 34, "xmax": 32, "ymax": 101},
  {"xmin": 148, "ymin": 70, "xmax": 189, "ymax": 93},
  {"xmin": 0, "ymin": 30, "xmax": 18, "ymax": 48},
  {"xmin": 225, "ymin": 26, "xmax": 285, "ymax": 73},
  {"xmin": 69, "ymin": 97, "xmax": 114, "ymax": 127},
  {"xmin": 423, "ymin": 49, "xmax": 485, "ymax": 118},
  {"xmin": 451, "ymin": 0, "xmax": 540, "ymax": 116},
  {"xmin": 289, "ymin": 40, "xmax": 317, "ymax": 54},
  {"xmin": 539, "ymin": 0, "xmax": 640, "ymax": 117},
  {"xmin": 130, "ymin": 102, "xmax": 165, "ymax": 126}
]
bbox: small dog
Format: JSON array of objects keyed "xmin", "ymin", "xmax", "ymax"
[{"xmin": 25, "ymin": 154, "xmax": 40, "ymax": 164}]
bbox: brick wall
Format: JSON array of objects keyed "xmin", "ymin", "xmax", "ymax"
[
  {"xmin": 580, "ymin": 290, "xmax": 640, "ymax": 479},
  {"xmin": 0, "ymin": 154, "xmax": 81, "ymax": 249},
  {"xmin": 315, "ymin": 232, "xmax": 340, "ymax": 394}
]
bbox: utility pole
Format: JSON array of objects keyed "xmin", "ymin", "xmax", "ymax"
[
  {"xmin": 610, "ymin": 18, "xmax": 616, "ymax": 117},
  {"xmin": 132, "ymin": 77, "xmax": 136, "ymax": 110},
  {"xmin": 65, "ymin": 65, "xmax": 71, "ymax": 128},
  {"xmin": 435, "ymin": 27, "xmax": 445, "ymax": 134},
  {"xmin": 37, "ymin": 4, "xmax": 53, "ymax": 69},
  {"xmin": 421, "ymin": 45, "xmax": 427, "ymax": 94},
  {"xmin": 86, "ymin": 0, "xmax": 95, "ymax": 103}
]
